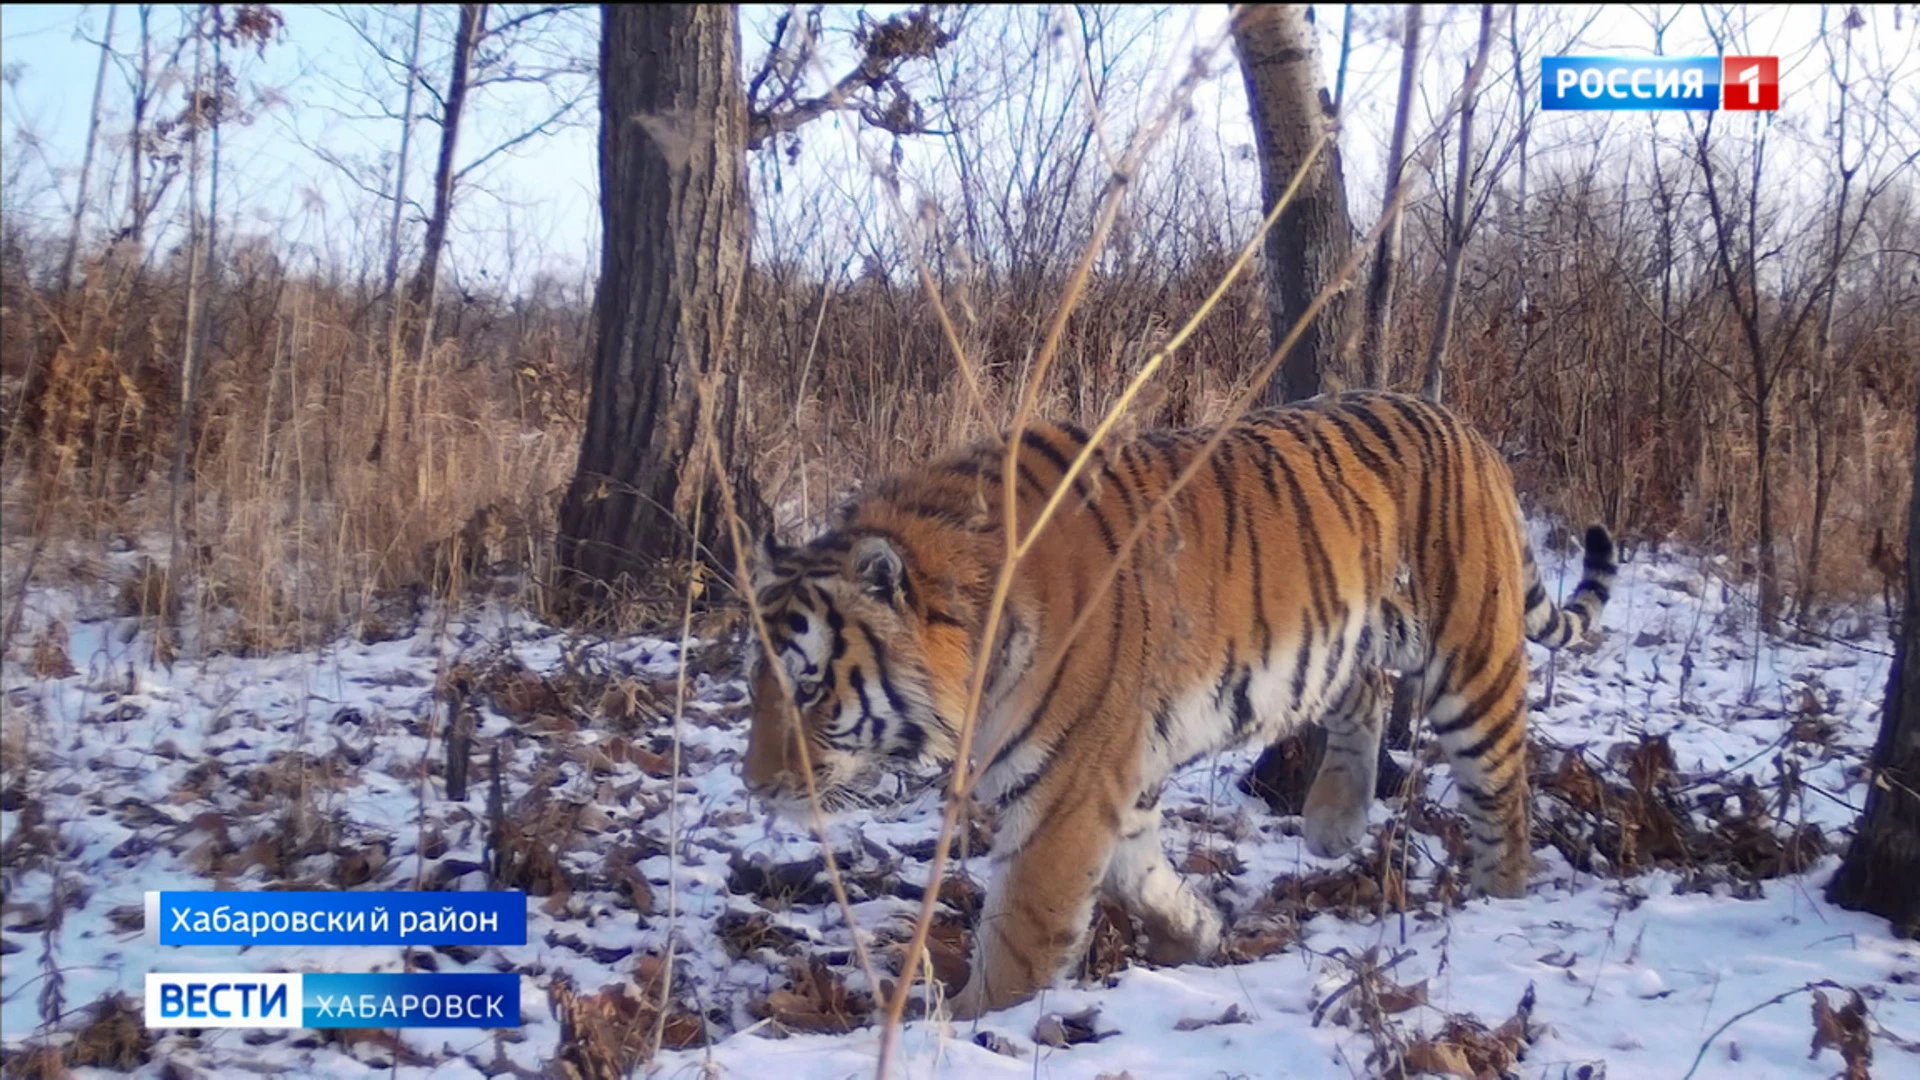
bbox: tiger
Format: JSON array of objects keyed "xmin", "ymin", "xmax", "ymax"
[{"xmin": 741, "ymin": 391, "xmax": 1616, "ymax": 1019}]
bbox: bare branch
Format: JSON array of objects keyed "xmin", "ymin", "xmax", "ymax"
[{"xmin": 746, "ymin": 6, "xmax": 955, "ymax": 151}]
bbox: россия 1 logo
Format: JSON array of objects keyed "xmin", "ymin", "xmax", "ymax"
[
  {"xmin": 1542, "ymin": 56, "xmax": 1778, "ymax": 111},
  {"xmin": 1720, "ymin": 56, "xmax": 1780, "ymax": 111}
]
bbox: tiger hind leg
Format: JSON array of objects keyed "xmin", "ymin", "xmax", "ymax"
[
  {"xmin": 1102, "ymin": 800, "xmax": 1222, "ymax": 967},
  {"xmin": 1425, "ymin": 647, "xmax": 1534, "ymax": 897},
  {"xmin": 1302, "ymin": 669, "xmax": 1388, "ymax": 859},
  {"xmin": 949, "ymin": 779, "xmax": 1120, "ymax": 1019}
]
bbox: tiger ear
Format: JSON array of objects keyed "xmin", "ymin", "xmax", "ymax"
[
  {"xmin": 751, "ymin": 530, "xmax": 786, "ymax": 592},
  {"xmin": 850, "ymin": 535, "xmax": 906, "ymax": 606}
]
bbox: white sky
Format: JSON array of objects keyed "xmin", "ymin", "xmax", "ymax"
[{"xmin": 2, "ymin": 4, "xmax": 1913, "ymax": 294}]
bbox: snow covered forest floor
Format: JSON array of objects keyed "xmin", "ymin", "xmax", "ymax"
[{"xmin": 2, "ymin": 531, "xmax": 1916, "ymax": 1080}]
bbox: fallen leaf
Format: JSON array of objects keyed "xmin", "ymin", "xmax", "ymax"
[
  {"xmin": 1174, "ymin": 1003, "xmax": 1251, "ymax": 1031},
  {"xmin": 1404, "ymin": 1039, "xmax": 1476, "ymax": 1077},
  {"xmin": 1179, "ymin": 846, "xmax": 1245, "ymax": 876},
  {"xmin": 748, "ymin": 957, "xmax": 872, "ymax": 1034},
  {"xmin": 1377, "ymin": 977, "xmax": 1429, "ymax": 1015},
  {"xmin": 1033, "ymin": 1005, "xmax": 1115, "ymax": 1048},
  {"xmin": 1223, "ymin": 918, "xmax": 1295, "ymax": 962},
  {"xmin": 632, "ymin": 748, "xmax": 674, "ymax": 777},
  {"xmin": 31, "ymin": 624, "xmax": 77, "ymax": 679},
  {"xmin": 1810, "ymin": 988, "xmax": 1872, "ymax": 1080}
]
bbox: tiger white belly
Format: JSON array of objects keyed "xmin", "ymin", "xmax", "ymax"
[{"xmin": 1141, "ymin": 604, "xmax": 1371, "ymax": 788}]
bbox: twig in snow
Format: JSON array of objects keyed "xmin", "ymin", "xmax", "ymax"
[{"xmin": 1681, "ymin": 979, "xmax": 1842, "ymax": 1080}]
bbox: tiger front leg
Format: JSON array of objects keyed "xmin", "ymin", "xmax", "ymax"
[
  {"xmin": 1302, "ymin": 671, "xmax": 1387, "ymax": 859},
  {"xmin": 948, "ymin": 783, "xmax": 1119, "ymax": 1019}
]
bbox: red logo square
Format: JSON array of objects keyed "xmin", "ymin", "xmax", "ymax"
[{"xmin": 1722, "ymin": 56, "xmax": 1779, "ymax": 111}]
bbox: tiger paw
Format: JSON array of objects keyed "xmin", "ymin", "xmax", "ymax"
[
  {"xmin": 1302, "ymin": 800, "xmax": 1370, "ymax": 858},
  {"xmin": 1468, "ymin": 850, "xmax": 1533, "ymax": 899},
  {"xmin": 1141, "ymin": 898, "xmax": 1224, "ymax": 968},
  {"xmin": 1301, "ymin": 766, "xmax": 1372, "ymax": 857}
]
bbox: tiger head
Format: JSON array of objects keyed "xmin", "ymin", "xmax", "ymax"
[{"xmin": 742, "ymin": 530, "xmax": 961, "ymax": 818}]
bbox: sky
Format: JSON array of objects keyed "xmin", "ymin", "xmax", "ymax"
[
  {"xmin": 1, "ymin": 3, "xmax": 601, "ymax": 290},
  {"xmin": 2, "ymin": 4, "xmax": 1913, "ymax": 295}
]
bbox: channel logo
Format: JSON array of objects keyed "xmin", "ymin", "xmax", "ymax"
[
  {"xmin": 145, "ymin": 974, "xmax": 301, "ymax": 1029},
  {"xmin": 1542, "ymin": 56, "xmax": 1778, "ymax": 111},
  {"xmin": 145, "ymin": 972, "xmax": 521, "ymax": 1028}
]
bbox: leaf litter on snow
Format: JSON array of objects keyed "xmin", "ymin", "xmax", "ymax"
[{"xmin": 0, "ymin": 531, "xmax": 1915, "ymax": 1078}]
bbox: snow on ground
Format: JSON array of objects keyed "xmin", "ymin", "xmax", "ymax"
[{"xmin": 2, "ymin": 532, "xmax": 1915, "ymax": 1079}]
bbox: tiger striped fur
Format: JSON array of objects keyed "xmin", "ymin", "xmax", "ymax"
[{"xmin": 742, "ymin": 391, "xmax": 1617, "ymax": 1018}]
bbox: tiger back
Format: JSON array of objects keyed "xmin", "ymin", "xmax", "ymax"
[{"xmin": 742, "ymin": 391, "xmax": 1616, "ymax": 1018}]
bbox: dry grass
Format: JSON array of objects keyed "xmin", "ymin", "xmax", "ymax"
[
  {"xmin": 549, "ymin": 962, "xmax": 706, "ymax": 1079},
  {"xmin": 2, "ymin": 175, "xmax": 1911, "ymax": 660},
  {"xmin": 0, "ymin": 992, "xmax": 151, "ymax": 1079},
  {"xmin": 1, "ymin": 245, "xmax": 581, "ymax": 653}
]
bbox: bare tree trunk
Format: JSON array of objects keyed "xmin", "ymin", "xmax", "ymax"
[
  {"xmin": 195, "ymin": 11, "xmax": 223, "ymax": 393},
  {"xmin": 1510, "ymin": 4, "xmax": 1529, "ymax": 242},
  {"xmin": 397, "ymin": 2, "xmax": 483, "ymax": 443},
  {"xmin": 1423, "ymin": 3, "xmax": 1496, "ymax": 403},
  {"xmin": 1826, "ymin": 392, "xmax": 1920, "ymax": 938},
  {"xmin": 1331, "ymin": 4, "xmax": 1354, "ymax": 113},
  {"xmin": 372, "ymin": 4, "xmax": 424, "ymax": 464},
  {"xmin": 1645, "ymin": 9, "xmax": 1674, "ymax": 422},
  {"xmin": 62, "ymin": 5, "xmax": 118, "ymax": 291},
  {"xmin": 1798, "ymin": 10, "xmax": 1858, "ymax": 623},
  {"xmin": 165, "ymin": 8, "xmax": 208, "ymax": 628},
  {"xmin": 1232, "ymin": 4, "xmax": 1354, "ymax": 405},
  {"xmin": 1356, "ymin": 5, "xmax": 1421, "ymax": 387},
  {"xmin": 126, "ymin": 5, "xmax": 155, "ymax": 250},
  {"xmin": 556, "ymin": 4, "xmax": 766, "ymax": 616},
  {"xmin": 1695, "ymin": 118, "xmax": 1782, "ymax": 630},
  {"xmin": 1753, "ymin": 387, "xmax": 1779, "ymax": 627},
  {"xmin": 1651, "ymin": 143, "xmax": 1674, "ymax": 422}
]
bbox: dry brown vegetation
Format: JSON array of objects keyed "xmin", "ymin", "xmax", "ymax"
[
  {"xmin": 4, "ymin": 160, "xmax": 1911, "ymax": 653},
  {"xmin": 0, "ymin": 237, "xmax": 585, "ymax": 651}
]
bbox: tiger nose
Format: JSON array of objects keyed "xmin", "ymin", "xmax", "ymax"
[
  {"xmin": 745, "ymin": 705, "xmax": 803, "ymax": 796},
  {"xmin": 742, "ymin": 768, "xmax": 787, "ymax": 801}
]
